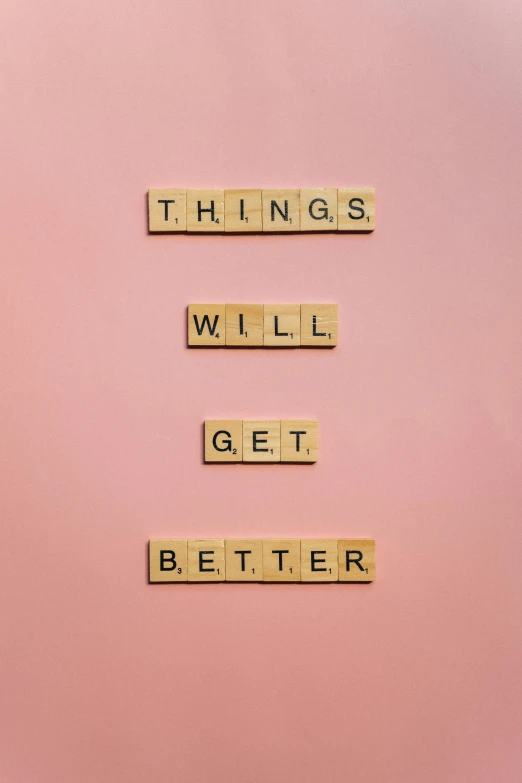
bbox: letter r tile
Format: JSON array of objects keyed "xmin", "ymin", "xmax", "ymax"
[{"xmin": 338, "ymin": 539, "xmax": 375, "ymax": 582}]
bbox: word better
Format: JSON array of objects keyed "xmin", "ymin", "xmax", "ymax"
[{"xmin": 149, "ymin": 539, "xmax": 375, "ymax": 582}]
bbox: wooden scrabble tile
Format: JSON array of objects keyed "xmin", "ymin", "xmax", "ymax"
[
  {"xmin": 225, "ymin": 189, "xmax": 263, "ymax": 232},
  {"xmin": 186, "ymin": 189, "xmax": 225, "ymax": 232},
  {"xmin": 149, "ymin": 539, "xmax": 188, "ymax": 582},
  {"xmin": 301, "ymin": 539, "xmax": 339, "ymax": 582},
  {"xmin": 188, "ymin": 304, "xmax": 226, "ymax": 346},
  {"xmin": 243, "ymin": 421, "xmax": 281, "ymax": 462},
  {"xmin": 188, "ymin": 539, "xmax": 225, "ymax": 582},
  {"xmin": 262, "ymin": 539, "xmax": 301, "ymax": 581},
  {"xmin": 338, "ymin": 539, "xmax": 375, "ymax": 582},
  {"xmin": 280, "ymin": 420, "xmax": 318, "ymax": 463},
  {"xmin": 337, "ymin": 188, "xmax": 375, "ymax": 231},
  {"xmin": 225, "ymin": 304, "xmax": 264, "ymax": 346},
  {"xmin": 148, "ymin": 188, "xmax": 187, "ymax": 232},
  {"xmin": 300, "ymin": 304, "xmax": 338, "ymax": 347},
  {"xmin": 263, "ymin": 304, "xmax": 301, "ymax": 347},
  {"xmin": 299, "ymin": 189, "xmax": 338, "ymax": 231},
  {"xmin": 225, "ymin": 539, "xmax": 263, "ymax": 581},
  {"xmin": 204, "ymin": 420, "xmax": 242, "ymax": 462},
  {"xmin": 262, "ymin": 190, "xmax": 300, "ymax": 232}
]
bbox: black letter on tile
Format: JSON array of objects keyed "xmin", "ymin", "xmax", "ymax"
[
  {"xmin": 158, "ymin": 199, "xmax": 175, "ymax": 221},
  {"xmin": 271, "ymin": 200, "xmax": 288, "ymax": 221},
  {"xmin": 253, "ymin": 431, "xmax": 268, "ymax": 451},
  {"xmin": 311, "ymin": 551, "xmax": 326, "ymax": 571},
  {"xmin": 309, "ymin": 198, "xmax": 328, "ymax": 220},
  {"xmin": 160, "ymin": 550, "xmax": 176, "ymax": 570},
  {"xmin": 348, "ymin": 198, "xmax": 365, "ymax": 219},
  {"xmin": 312, "ymin": 315, "xmax": 326, "ymax": 337},
  {"xmin": 198, "ymin": 201, "xmax": 215, "ymax": 221},
  {"xmin": 274, "ymin": 316, "xmax": 288, "ymax": 337},
  {"xmin": 346, "ymin": 550, "xmax": 365, "ymax": 572},
  {"xmin": 199, "ymin": 551, "xmax": 215, "ymax": 572},
  {"xmin": 213, "ymin": 430, "xmax": 232, "ymax": 452},
  {"xmin": 234, "ymin": 550, "xmax": 252, "ymax": 571},
  {"xmin": 193, "ymin": 314, "xmax": 219, "ymax": 336},
  {"xmin": 272, "ymin": 549, "xmax": 289, "ymax": 571},
  {"xmin": 289, "ymin": 431, "xmax": 306, "ymax": 452}
]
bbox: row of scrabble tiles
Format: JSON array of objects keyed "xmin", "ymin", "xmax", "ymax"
[
  {"xmin": 149, "ymin": 188, "xmax": 375, "ymax": 232},
  {"xmin": 189, "ymin": 304, "xmax": 338, "ymax": 347},
  {"xmin": 149, "ymin": 539, "xmax": 375, "ymax": 582},
  {"xmin": 205, "ymin": 420, "xmax": 318, "ymax": 463}
]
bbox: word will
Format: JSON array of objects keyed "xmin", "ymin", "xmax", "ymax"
[
  {"xmin": 205, "ymin": 420, "xmax": 318, "ymax": 463},
  {"xmin": 148, "ymin": 188, "xmax": 375, "ymax": 232},
  {"xmin": 189, "ymin": 304, "xmax": 338, "ymax": 347},
  {"xmin": 149, "ymin": 539, "xmax": 375, "ymax": 582}
]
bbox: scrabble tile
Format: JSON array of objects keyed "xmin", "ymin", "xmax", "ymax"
[
  {"xmin": 243, "ymin": 421, "xmax": 281, "ymax": 462},
  {"xmin": 301, "ymin": 539, "xmax": 339, "ymax": 582},
  {"xmin": 204, "ymin": 420, "xmax": 242, "ymax": 462},
  {"xmin": 300, "ymin": 304, "xmax": 338, "ymax": 347},
  {"xmin": 299, "ymin": 188, "xmax": 338, "ymax": 231},
  {"xmin": 225, "ymin": 304, "xmax": 264, "ymax": 347},
  {"xmin": 188, "ymin": 304, "xmax": 226, "ymax": 346},
  {"xmin": 149, "ymin": 539, "xmax": 188, "ymax": 582},
  {"xmin": 188, "ymin": 539, "xmax": 225, "ymax": 582},
  {"xmin": 337, "ymin": 188, "xmax": 375, "ymax": 231},
  {"xmin": 225, "ymin": 539, "xmax": 263, "ymax": 581},
  {"xmin": 263, "ymin": 304, "xmax": 301, "ymax": 347},
  {"xmin": 148, "ymin": 188, "xmax": 187, "ymax": 232},
  {"xmin": 263, "ymin": 539, "xmax": 301, "ymax": 581},
  {"xmin": 262, "ymin": 189, "xmax": 300, "ymax": 232},
  {"xmin": 186, "ymin": 189, "xmax": 225, "ymax": 232},
  {"xmin": 225, "ymin": 189, "xmax": 263, "ymax": 232},
  {"xmin": 338, "ymin": 539, "xmax": 375, "ymax": 582},
  {"xmin": 280, "ymin": 420, "xmax": 318, "ymax": 463}
]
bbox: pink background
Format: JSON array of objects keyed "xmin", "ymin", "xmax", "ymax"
[{"xmin": 1, "ymin": 1, "xmax": 521, "ymax": 781}]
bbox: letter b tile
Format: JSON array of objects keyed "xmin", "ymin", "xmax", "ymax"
[{"xmin": 149, "ymin": 539, "xmax": 188, "ymax": 582}]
